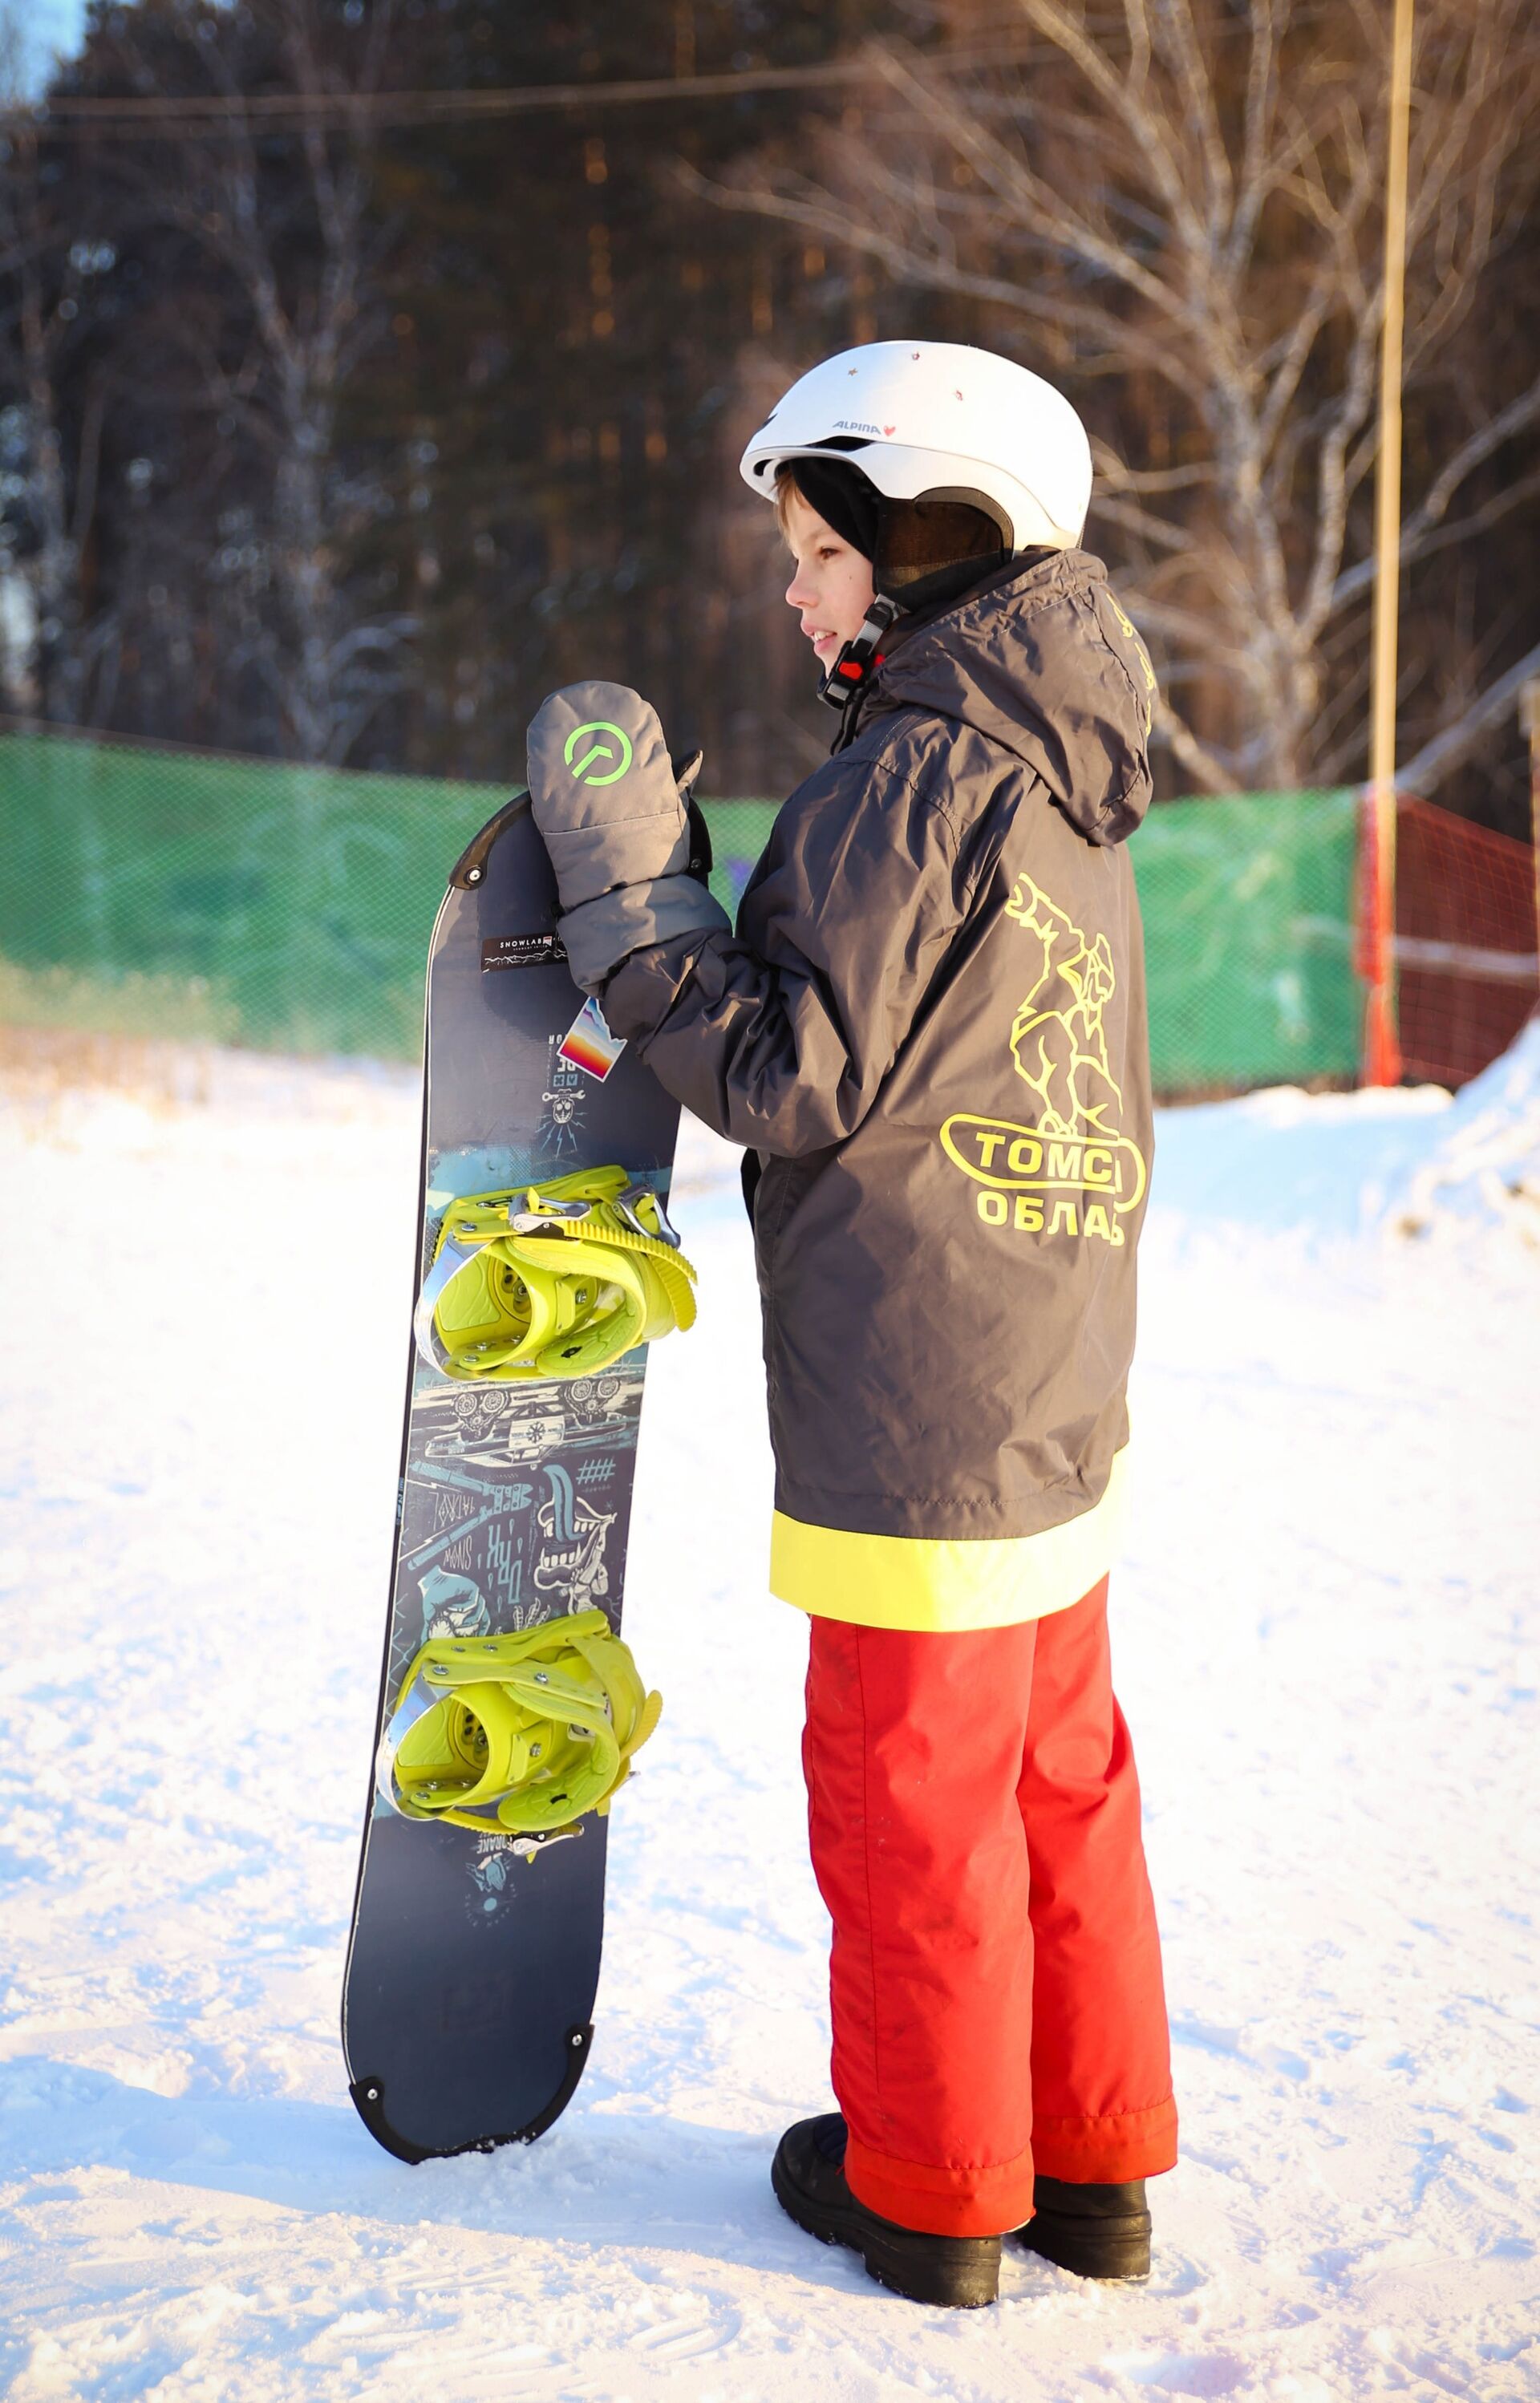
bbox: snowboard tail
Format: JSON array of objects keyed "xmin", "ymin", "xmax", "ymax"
[{"xmin": 347, "ymin": 2021, "xmax": 594, "ymax": 2166}]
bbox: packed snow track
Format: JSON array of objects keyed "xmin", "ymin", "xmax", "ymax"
[{"xmin": 1, "ymin": 1027, "xmax": 1537, "ymax": 2401}]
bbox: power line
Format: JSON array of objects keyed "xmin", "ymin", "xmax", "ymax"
[{"xmin": 10, "ymin": 43, "xmax": 1042, "ymax": 141}]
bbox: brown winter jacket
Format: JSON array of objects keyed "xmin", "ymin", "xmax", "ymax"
[{"xmin": 600, "ymin": 547, "xmax": 1157, "ymax": 1631}]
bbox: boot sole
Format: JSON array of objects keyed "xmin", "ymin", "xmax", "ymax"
[
  {"xmin": 1015, "ymin": 2219, "xmax": 1151, "ymax": 2281},
  {"xmin": 771, "ymin": 2148, "xmax": 999, "ymax": 2308}
]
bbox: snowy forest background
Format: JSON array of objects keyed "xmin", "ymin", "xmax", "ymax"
[{"xmin": 0, "ymin": 0, "xmax": 1537, "ymax": 829}]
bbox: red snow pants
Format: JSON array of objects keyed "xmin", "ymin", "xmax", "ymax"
[{"xmin": 801, "ymin": 1576, "xmax": 1177, "ymax": 2239}]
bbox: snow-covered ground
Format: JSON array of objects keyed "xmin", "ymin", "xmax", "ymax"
[{"xmin": 1, "ymin": 1026, "xmax": 1537, "ymax": 2402}]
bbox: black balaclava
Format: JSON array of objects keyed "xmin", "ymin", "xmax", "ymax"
[
  {"xmin": 787, "ymin": 456, "xmax": 883, "ymax": 565},
  {"xmin": 788, "ymin": 454, "xmax": 1022, "ymax": 752},
  {"xmin": 787, "ymin": 456, "xmax": 1009, "ymax": 617}
]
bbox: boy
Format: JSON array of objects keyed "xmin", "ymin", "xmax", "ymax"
[{"xmin": 525, "ymin": 341, "xmax": 1176, "ymax": 2309}]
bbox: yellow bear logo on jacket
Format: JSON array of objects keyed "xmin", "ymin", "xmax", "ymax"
[{"xmin": 939, "ymin": 873, "xmax": 1148, "ymax": 1245}]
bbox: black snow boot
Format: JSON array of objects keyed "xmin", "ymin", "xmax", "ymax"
[
  {"xmin": 1014, "ymin": 2174, "xmax": 1152, "ymax": 2280},
  {"xmin": 772, "ymin": 2114, "xmax": 1000, "ymax": 2309}
]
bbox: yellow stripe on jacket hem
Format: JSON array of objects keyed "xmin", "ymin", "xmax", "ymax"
[{"xmin": 769, "ymin": 1449, "xmax": 1129, "ymax": 1633}]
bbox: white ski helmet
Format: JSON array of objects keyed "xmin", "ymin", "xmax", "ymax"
[{"xmin": 740, "ymin": 340, "xmax": 1092, "ymax": 552}]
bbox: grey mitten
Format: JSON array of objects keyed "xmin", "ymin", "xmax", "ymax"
[
  {"xmin": 527, "ymin": 682, "xmax": 690, "ymax": 909},
  {"xmin": 525, "ymin": 681, "xmax": 728, "ymax": 990}
]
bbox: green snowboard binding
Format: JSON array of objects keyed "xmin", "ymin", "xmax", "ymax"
[
  {"xmin": 412, "ymin": 1165, "xmax": 698, "ymax": 1384},
  {"xmin": 377, "ymin": 1608, "xmax": 662, "ymax": 1837}
]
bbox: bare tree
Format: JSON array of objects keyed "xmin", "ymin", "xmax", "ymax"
[
  {"xmin": 691, "ymin": 0, "xmax": 1540, "ymax": 796},
  {"xmin": 0, "ymin": 3, "xmax": 120, "ymax": 725},
  {"xmin": 106, "ymin": 0, "xmax": 415, "ymax": 763}
]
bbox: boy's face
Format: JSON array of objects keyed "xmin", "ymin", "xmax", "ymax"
[{"xmin": 782, "ymin": 489, "xmax": 877, "ymax": 670}]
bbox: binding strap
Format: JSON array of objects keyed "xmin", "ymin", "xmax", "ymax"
[
  {"xmin": 377, "ymin": 1609, "xmax": 663, "ymax": 1835},
  {"xmin": 413, "ymin": 1165, "xmax": 697, "ymax": 1384}
]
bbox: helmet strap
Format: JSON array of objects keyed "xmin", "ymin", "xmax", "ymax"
[{"xmin": 818, "ymin": 594, "xmax": 902, "ymax": 750}]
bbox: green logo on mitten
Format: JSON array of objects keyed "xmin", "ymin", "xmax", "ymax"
[{"xmin": 564, "ymin": 720, "xmax": 634, "ymax": 785}]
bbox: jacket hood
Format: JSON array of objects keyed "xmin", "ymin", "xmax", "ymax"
[{"xmin": 865, "ymin": 549, "xmax": 1155, "ymax": 845}]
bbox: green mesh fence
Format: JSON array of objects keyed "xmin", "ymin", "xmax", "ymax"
[
  {"xmin": 0, "ymin": 735, "xmax": 509, "ymax": 1059},
  {"xmin": 1133, "ymin": 786, "xmax": 1361, "ymax": 1088},
  {"xmin": 0, "ymin": 731, "xmax": 1361, "ymax": 1089}
]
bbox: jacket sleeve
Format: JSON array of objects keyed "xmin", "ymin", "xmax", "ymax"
[{"xmin": 596, "ymin": 740, "xmax": 971, "ymax": 1156}]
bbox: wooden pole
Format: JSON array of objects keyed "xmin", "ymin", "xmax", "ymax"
[
  {"xmin": 1364, "ymin": 0, "xmax": 1414, "ymax": 1087},
  {"xmin": 1522, "ymin": 676, "xmax": 1540, "ymax": 981}
]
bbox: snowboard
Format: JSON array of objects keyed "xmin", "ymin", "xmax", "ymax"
[{"xmin": 342, "ymin": 791, "xmax": 691, "ymax": 2163}]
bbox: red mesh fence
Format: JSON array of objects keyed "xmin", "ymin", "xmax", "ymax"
[{"xmin": 1389, "ymin": 796, "xmax": 1539, "ymax": 1088}]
